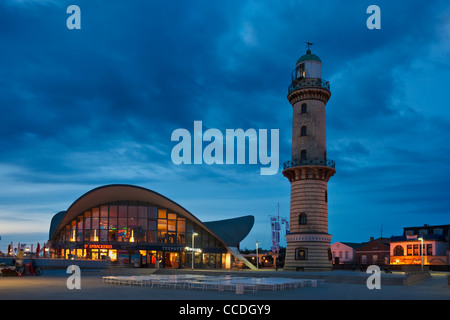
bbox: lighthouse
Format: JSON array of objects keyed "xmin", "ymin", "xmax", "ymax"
[{"xmin": 282, "ymin": 44, "xmax": 336, "ymax": 271}]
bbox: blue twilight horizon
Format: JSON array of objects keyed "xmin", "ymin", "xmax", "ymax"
[{"xmin": 0, "ymin": 0, "xmax": 449, "ymax": 252}]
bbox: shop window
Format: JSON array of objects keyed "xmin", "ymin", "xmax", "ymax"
[
  {"xmin": 84, "ymin": 211, "xmax": 91, "ymax": 229},
  {"xmin": 128, "ymin": 206, "xmax": 137, "ymax": 218},
  {"xmin": 138, "ymin": 206, "xmax": 147, "ymax": 219},
  {"xmin": 109, "ymin": 215, "xmax": 117, "ymax": 230},
  {"xmin": 84, "ymin": 230, "xmax": 91, "ymax": 242},
  {"xmin": 148, "ymin": 207, "xmax": 157, "ymax": 219},
  {"xmin": 100, "ymin": 205, "xmax": 108, "ymax": 218},
  {"xmin": 137, "ymin": 218, "xmax": 147, "ymax": 242},
  {"xmin": 158, "ymin": 209, "xmax": 167, "ymax": 219},
  {"xmin": 77, "ymin": 216, "xmax": 83, "ymax": 242},
  {"xmin": 100, "ymin": 216, "xmax": 108, "ymax": 230},
  {"xmin": 177, "ymin": 218, "xmax": 186, "ymax": 244},
  {"xmin": 100, "ymin": 230, "xmax": 108, "ymax": 242},
  {"xmin": 118, "ymin": 205, "xmax": 127, "ymax": 218},
  {"xmin": 407, "ymin": 245, "xmax": 412, "ymax": 255},
  {"xmin": 91, "ymin": 229, "xmax": 99, "ymax": 242},
  {"xmin": 92, "ymin": 208, "xmax": 99, "ymax": 229},
  {"xmin": 71, "ymin": 220, "xmax": 76, "ymax": 242},
  {"xmin": 148, "ymin": 219, "xmax": 157, "ymax": 231},
  {"xmin": 109, "ymin": 205, "xmax": 117, "ymax": 218},
  {"xmin": 108, "ymin": 229, "xmax": 117, "ymax": 242},
  {"xmin": 426, "ymin": 244, "xmax": 433, "ymax": 256},
  {"xmin": 168, "ymin": 218, "xmax": 176, "ymax": 232},
  {"xmin": 147, "ymin": 230, "xmax": 157, "ymax": 243}
]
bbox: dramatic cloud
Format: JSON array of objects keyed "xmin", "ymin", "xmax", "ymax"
[{"xmin": 0, "ymin": 0, "xmax": 448, "ymax": 251}]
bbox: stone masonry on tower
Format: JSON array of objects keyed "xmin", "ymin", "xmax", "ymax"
[{"xmin": 282, "ymin": 46, "xmax": 336, "ymax": 271}]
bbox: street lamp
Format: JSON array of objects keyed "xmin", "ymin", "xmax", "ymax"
[
  {"xmin": 418, "ymin": 236, "xmax": 424, "ymax": 271},
  {"xmin": 191, "ymin": 232, "xmax": 198, "ymax": 270},
  {"xmin": 256, "ymin": 241, "xmax": 260, "ymax": 270}
]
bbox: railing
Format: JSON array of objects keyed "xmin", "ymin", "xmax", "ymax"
[
  {"xmin": 288, "ymin": 78, "xmax": 330, "ymax": 94},
  {"xmin": 283, "ymin": 159, "xmax": 335, "ymax": 170}
]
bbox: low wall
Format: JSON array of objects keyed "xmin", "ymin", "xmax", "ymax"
[
  {"xmin": 0, "ymin": 257, "xmax": 107, "ymax": 269},
  {"xmin": 402, "ymin": 265, "xmax": 431, "ymax": 286}
]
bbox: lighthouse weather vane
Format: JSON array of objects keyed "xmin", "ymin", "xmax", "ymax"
[{"xmin": 306, "ymin": 41, "xmax": 313, "ymax": 50}]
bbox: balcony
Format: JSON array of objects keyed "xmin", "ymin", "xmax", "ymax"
[
  {"xmin": 283, "ymin": 159, "xmax": 335, "ymax": 170},
  {"xmin": 288, "ymin": 78, "xmax": 330, "ymax": 95}
]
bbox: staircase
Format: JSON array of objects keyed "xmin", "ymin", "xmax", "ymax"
[{"xmin": 228, "ymin": 246, "xmax": 258, "ymax": 271}]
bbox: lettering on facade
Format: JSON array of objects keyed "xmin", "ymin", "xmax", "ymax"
[{"xmin": 84, "ymin": 244, "xmax": 113, "ymax": 249}]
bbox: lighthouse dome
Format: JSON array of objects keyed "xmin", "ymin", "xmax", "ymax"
[{"xmin": 296, "ymin": 49, "xmax": 321, "ymax": 65}]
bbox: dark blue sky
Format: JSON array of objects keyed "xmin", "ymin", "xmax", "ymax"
[{"xmin": 0, "ymin": 0, "xmax": 449, "ymax": 252}]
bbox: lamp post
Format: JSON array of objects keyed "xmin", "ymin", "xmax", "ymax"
[
  {"xmin": 191, "ymin": 232, "xmax": 198, "ymax": 270},
  {"xmin": 256, "ymin": 241, "xmax": 260, "ymax": 270},
  {"xmin": 418, "ymin": 236, "xmax": 424, "ymax": 271}
]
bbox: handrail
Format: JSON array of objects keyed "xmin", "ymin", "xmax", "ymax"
[
  {"xmin": 288, "ymin": 78, "xmax": 330, "ymax": 94},
  {"xmin": 283, "ymin": 159, "xmax": 335, "ymax": 170}
]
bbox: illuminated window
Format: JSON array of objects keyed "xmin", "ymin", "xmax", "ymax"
[
  {"xmin": 413, "ymin": 244, "xmax": 420, "ymax": 255},
  {"xmin": 158, "ymin": 209, "xmax": 167, "ymax": 219},
  {"xmin": 407, "ymin": 245, "xmax": 412, "ymax": 255},
  {"xmin": 295, "ymin": 248, "xmax": 307, "ymax": 260},
  {"xmin": 296, "ymin": 63, "xmax": 305, "ymax": 79}
]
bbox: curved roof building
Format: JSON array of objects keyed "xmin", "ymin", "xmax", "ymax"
[{"xmin": 48, "ymin": 184, "xmax": 255, "ymax": 269}]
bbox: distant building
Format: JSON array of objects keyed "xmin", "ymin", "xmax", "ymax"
[
  {"xmin": 390, "ymin": 224, "xmax": 450, "ymax": 266},
  {"xmin": 354, "ymin": 237, "xmax": 391, "ymax": 266},
  {"xmin": 331, "ymin": 242, "xmax": 366, "ymax": 265}
]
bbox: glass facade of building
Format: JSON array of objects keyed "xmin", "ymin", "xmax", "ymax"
[{"xmin": 51, "ymin": 201, "xmax": 227, "ymax": 268}]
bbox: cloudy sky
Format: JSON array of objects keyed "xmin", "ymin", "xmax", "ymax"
[{"xmin": 0, "ymin": 0, "xmax": 449, "ymax": 252}]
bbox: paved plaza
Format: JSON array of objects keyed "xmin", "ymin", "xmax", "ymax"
[{"xmin": 0, "ymin": 269, "xmax": 448, "ymax": 300}]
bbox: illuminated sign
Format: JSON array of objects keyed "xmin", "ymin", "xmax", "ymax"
[{"xmin": 84, "ymin": 244, "xmax": 113, "ymax": 249}]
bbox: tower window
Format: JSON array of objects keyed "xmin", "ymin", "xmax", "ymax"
[
  {"xmin": 301, "ymin": 150, "xmax": 307, "ymax": 161},
  {"xmin": 296, "ymin": 64, "xmax": 305, "ymax": 79},
  {"xmin": 299, "ymin": 213, "xmax": 307, "ymax": 225},
  {"xmin": 325, "ymin": 191, "xmax": 328, "ymax": 203},
  {"xmin": 295, "ymin": 248, "xmax": 307, "ymax": 260},
  {"xmin": 301, "ymin": 103, "xmax": 307, "ymax": 114},
  {"xmin": 300, "ymin": 126, "xmax": 307, "ymax": 136}
]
